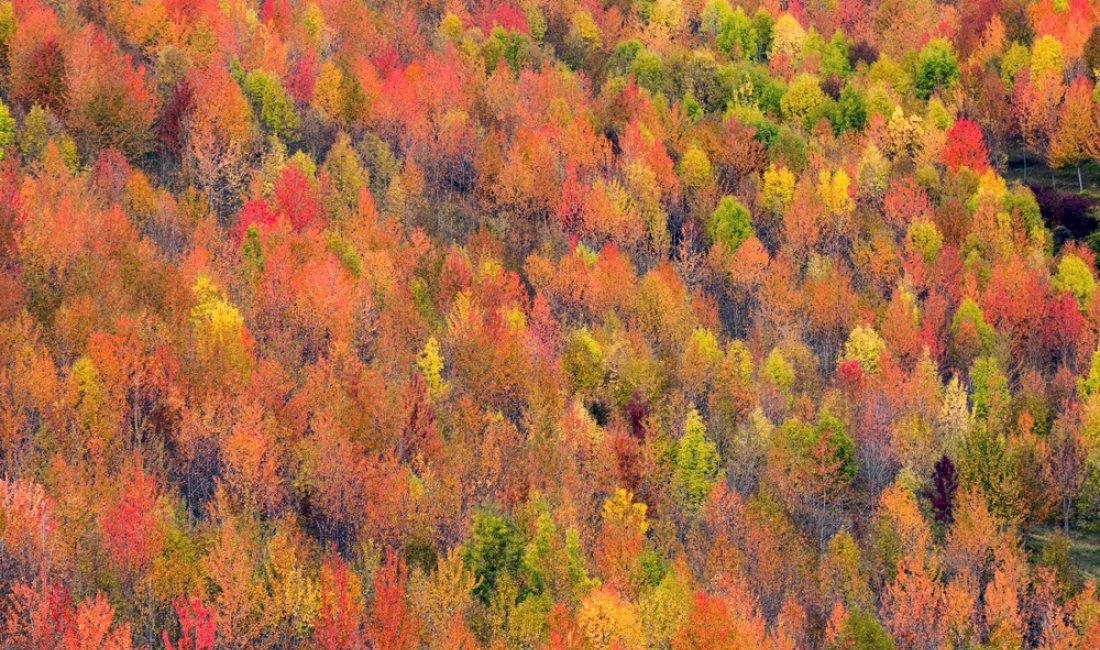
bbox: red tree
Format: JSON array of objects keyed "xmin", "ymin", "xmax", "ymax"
[
  {"xmin": 942, "ymin": 119, "xmax": 990, "ymax": 173},
  {"xmin": 273, "ymin": 165, "xmax": 323, "ymax": 232},
  {"xmin": 314, "ymin": 557, "xmax": 365, "ymax": 650},
  {"xmin": 366, "ymin": 552, "xmax": 419, "ymax": 650},
  {"xmin": 163, "ymin": 596, "xmax": 216, "ymax": 650}
]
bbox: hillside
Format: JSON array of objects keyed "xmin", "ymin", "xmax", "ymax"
[{"xmin": 0, "ymin": 1, "xmax": 1100, "ymax": 648}]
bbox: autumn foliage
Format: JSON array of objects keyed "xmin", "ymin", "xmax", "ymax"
[{"xmin": 0, "ymin": 0, "xmax": 1098, "ymax": 648}]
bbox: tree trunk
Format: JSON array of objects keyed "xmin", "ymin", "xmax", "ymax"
[
  {"xmin": 1064, "ymin": 495, "xmax": 1071, "ymax": 534},
  {"xmin": 1078, "ymin": 163, "xmax": 1083, "ymax": 192}
]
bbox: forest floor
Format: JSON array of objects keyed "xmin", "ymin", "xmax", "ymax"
[
  {"xmin": 1027, "ymin": 525, "xmax": 1100, "ymax": 583},
  {"xmin": 1002, "ymin": 152, "xmax": 1100, "ymax": 196}
]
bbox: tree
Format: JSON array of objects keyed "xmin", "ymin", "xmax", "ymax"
[
  {"xmin": 915, "ymin": 39, "xmax": 959, "ymax": 100},
  {"xmin": 0, "ymin": 101, "xmax": 14, "ymax": 160},
  {"xmin": 416, "ymin": 337, "xmax": 448, "ymax": 397},
  {"xmin": 906, "ymin": 220, "xmax": 942, "ymax": 262},
  {"xmin": 157, "ymin": 78, "xmax": 195, "ymax": 158},
  {"xmin": 398, "ymin": 373, "xmax": 440, "ymax": 470},
  {"xmin": 716, "ymin": 6, "xmax": 758, "ymax": 61},
  {"xmin": 817, "ymin": 168, "xmax": 854, "ymax": 216},
  {"xmin": 189, "ymin": 274, "xmax": 250, "ymax": 384},
  {"xmin": 243, "ymin": 70, "xmax": 300, "ymax": 142},
  {"xmin": 823, "ymin": 33, "xmax": 852, "ymax": 79},
  {"xmin": 1049, "ymin": 76, "xmax": 1097, "ymax": 191},
  {"xmin": 1049, "ymin": 405, "xmax": 1087, "ymax": 533},
  {"xmin": 8, "ymin": 9, "xmax": 67, "ymax": 113},
  {"xmin": 66, "ymin": 594, "xmax": 134, "ymax": 650},
  {"xmin": 830, "ymin": 608, "xmax": 895, "ymax": 650},
  {"xmin": 273, "ymin": 164, "xmax": 322, "ymax": 231},
  {"xmin": 672, "ymin": 589, "xmax": 768, "ymax": 650},
  {"xmin": 761, "ymin": 164, "xmax": 796, "ymax": 215},
  {"xmin": 0, "ymin": 477, "xmax": 56, "ymax": 579},
  {"xmin": 2, "ymin": 581, "xmax": 73, "ymax": 647},
  {"xmin": 1053, "ymin": 253, "xmax": 1097, "ymax": 305},
  {"xmin": 927, "ymin": 455, "xmax": 959, "ymax": 524},
  {"xmin": 596, "ymin": 489, "xmax": 649, "ymax": 592},
  {"xmin": 185, "ymin": 66, "xmax": 253, "ymax": 217},
  {"xmin": 1012, "ymin": 69, "xmax": 1064, "ymax": 181},
  {"xmin": 880, "ymin": 555, "xmax": 944, "ymax": 650},
  {"xmin": 462, "ymin": 511, "xmax": 524, "ymax": 604},
  {"xmin": 773, "ymin": 414, "xmax": 857, "ymax": 546},
  {"xmin": 562, "ymin": 328, "xmax": 606, "ymax": 395},
  {"xmin": 1086, "ymin": 26, "xmax": 1100, "ymax": 80},
  {"xmin": 163, "ymin": 596, "xmax": 215, "ymax": 650},
  {"xmin": 840, "ymin": 325, "xmax": 887, "ymax": 375},
  {"xmin": 1032, "ymin": 34, "xmax": 1065, "ymax": 77},
  {"xmin": 706, "ymin": 196, "xmax": 754, "ymax": 253},
  {"xmin": 314, "ymin": 557, "xmax": 365, "ymax": 650},
  {"xmin": 942, "ymin": 119, "xmax": 989, "ymax": 173},
  {"xmin": 836, "ymin": 85, "xmax": 867, "ymax": 133},
  {"xmin": 578, "ymin": 587, "xmax": 644, "ymax": 649},
  {"xmin": 366, "ymin": 552, "xmax": 420, "ymax": 650},
  {"xmin": 101, "ymin": 464, "xmax": 162, "ymax": 578},
  {"xmin": 678, "ymin": 144, "xmax": 713, "ymax": 192},
  {"xmin": 770, "ymin": 13, "xmax": 806, "ymax": 61},
  {"xmin": 782, "ymin": 75, "xmax": 827, "ymax": 124},
  {"xmin": 321, "ymin": 132, "xmax": 366, "ymax": 215},
  {"xmin": 67, "ymin": 28, "xmax": 157, "ymax": 160},
  {"xmin": 676, "ymin": 407, "xmax": 721, "ymax": 512},
  {"xmin": 820, "ymin": 531, "xmax": 873, "ymax": 612}
]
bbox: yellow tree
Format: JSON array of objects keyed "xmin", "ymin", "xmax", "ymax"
[
  {"xmin": 1012, "ymin": 68, "xmax": 1064, "ymax": 183},
  {"xmin": 1050, "ymin": 76, "xmax": 1098, "ymax": 191}
]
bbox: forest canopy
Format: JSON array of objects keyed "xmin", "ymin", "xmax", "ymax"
[{"xmin": 0, "ymin": 0, "xmax": 1099, "ymax": 648}]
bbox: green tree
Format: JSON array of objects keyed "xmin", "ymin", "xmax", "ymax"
[
  {"xmin": 781, "ymin": 413, "xmax": 857, "ymax": 545},
  {"xmin": 830, "ymin": 608, "xmax": 896, "ymax": 650},
  {"xmin": 810, "ymin": 414, "xmax": 857, "ymax": 486},
  {"xmin": 1078, "ymin": 344, "xmax": 1100, "ymax": 399},
  {"xmin": 1085, "ymin": 26, "xmax": 1100, "ymax": 81},
  {"xmin": 0, "ymin": 100, "xmax": 13, "ymax": 158},
  {"xmin": 750, "ymin": 10, "xmax": 775, "ymax": 59},
  {"xmin": 19, "ymin": 104, "xmax": 50, "ymax": 162},
  {"xmin": 629, "ymin": 49, "xmax": 665, "ymax": 94},
  {"xmin": 959, "ymin": 423, "xmax": 1022, "ymax": 524},
  {"xmin": 522, "ymin": 499, "xmax": 594, "ymax": 600},
  {"xmin": 915, "ymin": 38, "xmax": 959, "ymax": 99},
  {"xmin": 243, "ymin": 70, "xmax": 300, "ymax": 141},
  {"xmin": 463, "ymin": 511, "xmax": 524, "ymax": 604},
  {"xmin": 970, "ymin": 356, "xmax": 1009, "ymax": 426},
  {"xmin": 675, "ymin": 407, "xmax": 720, "ymax": 511},
  {"xmin": 700, "ymin": 0, "xmax": 732, "ymax": 36},
  {"xmin": 716, "ymin": 7, "xmax": 758, "ymax": 61},
  {"xmin": 706, "ymin": 196, "xmax": 754, "ymax": 252},
  {"xmin": 906, "ymin": 219, "xmax": 943, "ymax": 262},
  {"xmin": 1053, "ymin": 254, "xmax": 1097, "ymax": 305},
  {"xmin": 822, "ymin": 33, "xmax": 851, "ymax": 79},
  {"xmin": 951, "ymin": 298, "xmax": 995, "ymax": 363},
  {"xmin": 764, "ymin": 348, "xmax": 795, "ymax": 392},
  {"xmin": 837, "ymin": 85, "xmax": 867, "ymax": 132}
]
